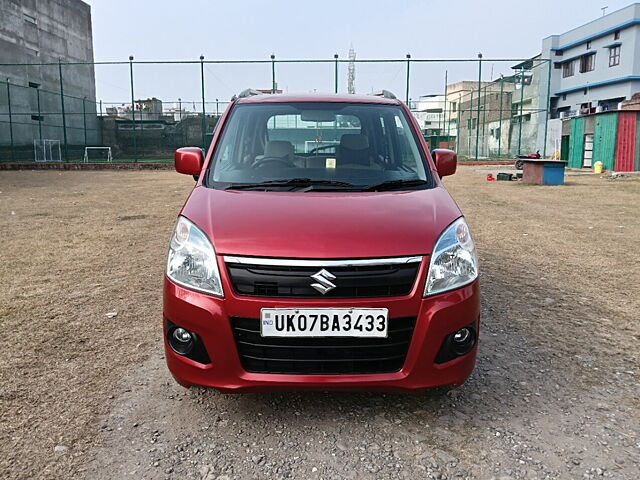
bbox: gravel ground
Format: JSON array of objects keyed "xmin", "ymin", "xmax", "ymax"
[{"xmin": 0, "ymin": 167, "xmax": 638, "ymax": 480}]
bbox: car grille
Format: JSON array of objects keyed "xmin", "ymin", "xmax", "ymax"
[
  {"xmin": 224, "ymin": 256, "xmax": 421, "ymax": 298},
  {"xmin": 230, "ymin": 316, "xmax": 415, "ymax": 375}
]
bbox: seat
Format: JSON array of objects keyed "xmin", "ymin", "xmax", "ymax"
[
  {"xmin": 337, "ymin": 134, "xmax": 374, "ymax": 168},
  {"xmin": 263, "ymin": 140, "xmax": 294, "ymax": 160}
]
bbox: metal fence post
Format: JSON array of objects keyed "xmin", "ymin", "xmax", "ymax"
[
  {"xmin": 517, "ymin": 67, "xmax": 524, "ymax": 155},
  {"xmin": 36, "ymin": 86, "xmax": 42, "ymax": 141},
  {"xmin": 405, "ymin": 54, "xmax": 411, "ymax": 105},
  {"xmin": 542, "ymin": 58, "xmax": 552, "ymax": 158},
  {"xmin": 475, "ymin": 52, "xmax": 482, "ymax": 161},
  {"xmin": 129, "ymin": 55, "xmax": 137, "ymax": 162},
  {"xmin": 498, "ymin": 75, "xmax": 504, "ymax": 157},
  {"xmin": 216, "ymin": 98, "xmax": 219, "ymax": 117},
  {"xmin": 200, "ymin": 55, "xmax": 206, "ymax": 149},
  {"xmin": 271, "ymin": 54, "xmax": 276, "ymax": 93},
  {"xmin": 334, "ymin": 54, "xmax": 339, "ymax": 94},
  {"xmin": 82, "ymin": 96, "xmax": 87, "ymax": 147},
  {"xmin": 6, "ymin": 79, "xmax": 14, "ymax": 162},
  {"xmin": 469, "ymin": 89, "xmax": 474, "ymax": 157},
  {"xmin": 443, "ymin": 70, "xmax": 448, "ymax": 141},
  {"xmin": 58, "ymin": 61, "xmax": 68, "ymax": 162},
  {"xmin": 482, "ymin": 84, "xmax": 487, "ymax": 157}
]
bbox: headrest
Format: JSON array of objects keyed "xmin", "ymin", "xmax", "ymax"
[
  {"xmin": 264, "ymin": 140, "xmax": 294, "ymax": 158},
  {"xmin": 340, "ymin": 134, "xmax": 369, "ymax": 151}
]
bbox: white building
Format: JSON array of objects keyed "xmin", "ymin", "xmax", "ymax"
[{"xmin": 544, "ymin": 3, "xmax": 640, "ymax": 118}]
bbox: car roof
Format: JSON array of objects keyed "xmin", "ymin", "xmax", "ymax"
[{"xmin": 235, "ymin": 93, "xmax": 402, "ymax": 105}]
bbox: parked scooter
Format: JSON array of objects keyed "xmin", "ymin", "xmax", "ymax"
[{"xmin": 514, "ymin": 150, "xmax": 540, "ymax": 170}]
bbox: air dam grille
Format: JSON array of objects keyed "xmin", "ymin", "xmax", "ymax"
[
  {"xmin": 231, "ymin": 316, "xmax": 416, "ymax": 375},
  {"xmin": 224, "ymin": 257, "xmax": 421, "ymax": 298}
]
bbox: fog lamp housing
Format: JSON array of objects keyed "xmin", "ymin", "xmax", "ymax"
[
  {"xmin": 435, "ymin": 323, "xmax": 477, "ymax": 364},
  {"xmin": 164, "ymin": 320, "xmax": 212, "ymax": 364}
]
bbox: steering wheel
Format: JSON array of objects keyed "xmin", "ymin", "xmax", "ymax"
[{"xmin": 251, "ymin": 156, "xmax": 296, "ymax": 169}]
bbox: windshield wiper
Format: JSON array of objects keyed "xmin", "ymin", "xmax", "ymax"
[
  {"xmin": 223, "ymin": 178, "xmax": 356, "ymax": 191},
  {"xmin": 363, "ymin": 179, "xmax": 428, "ymax": 191}
]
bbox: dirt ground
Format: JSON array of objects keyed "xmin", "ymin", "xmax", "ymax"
[{"xmin": 0, "ymin": 166, "xmax": 638, "ymax": 480}]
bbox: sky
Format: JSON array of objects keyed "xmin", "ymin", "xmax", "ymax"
[{"xmin": 86, "ymin": 0, "xmax": 635, "ymax": 109}]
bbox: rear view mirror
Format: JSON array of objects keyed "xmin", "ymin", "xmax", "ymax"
[
  {"xmin": 300, "ymin": 110, "xmax": 337, "ymax": 123},
  {"xmin": 433, "ymin": 149, "xmax": 457, "ymax": 177},
  {"xmin": 175, "ymin": 147, "xmax": 204, "ymax": 177}
]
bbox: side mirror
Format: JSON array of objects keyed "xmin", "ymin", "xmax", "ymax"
[
  {"xmin": 433, "ymin": 149, "xmax": 457, "ymax": 177},
  {"xmin": 175, "ymin": 147, "xmax": 204, "ymax": 177}
]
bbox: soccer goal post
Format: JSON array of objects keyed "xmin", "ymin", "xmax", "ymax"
[
  {"xmin": 34, "ymin": 139, "xmax": 62, "ymax": 162},
  {"xmin": 83, "ymin": 147, "xmax": 113, "ymax": 163}
]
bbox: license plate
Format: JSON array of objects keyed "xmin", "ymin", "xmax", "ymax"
[{"xmin": 260, "ymin": 308, "xmax": 388, "ymax": 338}]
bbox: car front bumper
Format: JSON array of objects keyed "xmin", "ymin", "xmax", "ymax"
[{"xmin": 163, "ymin": 266, "xmax": 480, "ymax": 393}]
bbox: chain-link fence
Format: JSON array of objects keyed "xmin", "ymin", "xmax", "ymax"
[{"xmin": 0, "ymin": 56, "xmax": 553, "ymax": 163}]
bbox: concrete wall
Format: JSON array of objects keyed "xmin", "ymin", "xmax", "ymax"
[{"xmin": 0, "ymin": 0, "xmax": 98, "ymax": 153}]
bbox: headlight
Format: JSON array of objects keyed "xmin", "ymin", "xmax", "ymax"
[
  {"xmin": 166, "ymin": 216, "xmax": 223, "ymax": 296},
  {"xmin": 424, "ymin": 217, "xmax": 478, "ymax": 296}
]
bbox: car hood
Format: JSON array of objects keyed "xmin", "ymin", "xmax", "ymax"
[{"xmin": 181, "ymin": 186, "xmax": 462, "ymax": 258}]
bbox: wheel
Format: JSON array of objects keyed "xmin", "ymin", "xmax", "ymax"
[{"xmin": 515, "ymin": 159, "xmax": 524, "ymax": 170}]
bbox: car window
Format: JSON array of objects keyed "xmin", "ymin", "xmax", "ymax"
[{"xmin": 207, "ymin": 102, "xmax": 432, "ymax": 190}]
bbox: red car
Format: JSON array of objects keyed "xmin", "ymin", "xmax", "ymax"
[{"xmin": 164, "ymin": 90, "xmax": 479, "ymax": 392}]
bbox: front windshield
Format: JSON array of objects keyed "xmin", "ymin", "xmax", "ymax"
[{"xmin": 207, "ymin": 102, "xmax": 432, "ymax": 191}]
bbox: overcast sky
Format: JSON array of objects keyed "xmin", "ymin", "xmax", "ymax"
[{"xmin": 86, "ymin": 0, "xmax": 634, "ymax": 108}]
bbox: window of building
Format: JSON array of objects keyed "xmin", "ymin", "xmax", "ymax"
[
  {"xmin": 586, "ymin": 40, "xmax": 592, "ymax": 49},
  {"xmin": 579, "ymin": 54, "xmax": 595, "ymax": 73},
  {"xmin": 554, "ymin": 62, "xmax": 562, "ymax": 69},
  {"xmin": 614, "ymin": 30, "xmax": 620, "ymax": 40},
  {"xmin": 562, "ymin": 61, "xmax": 574, "ymax": 78},
  {"xmin": 23, "ymin": 13, "xmax": 37, "ymax": 24},
  {"xmin": 609, "ymin": 45, "xmax": 620, "ymax": 67},
  {"xmin": 451, "ymin": 102, "xmax": 457, "ymax": 112},
  {"xmin": 555, "ymin": 50, "xmax": 563, "ymax": 56},
  {"xmin": 562, "ymin": 94, "xmax": 567, "ymax": 101},
  {"xmin": 583, "ymin": 88, "xmax": 588, "ymax": 95}
]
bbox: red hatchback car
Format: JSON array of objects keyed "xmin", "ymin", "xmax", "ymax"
[{"xmin": 164, "ymin": 90, "xmax": 480, "ymax": 392}]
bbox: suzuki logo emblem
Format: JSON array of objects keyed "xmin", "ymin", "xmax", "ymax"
[{"xmin": 310, "ymin": 269, "xmax": 337, "ymax": 294}]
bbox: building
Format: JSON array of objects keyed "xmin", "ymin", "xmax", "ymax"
[
  {"xmin": 545, "ymin": 3, "xmax": 640, "ymax": 118},
  {"xmin": 0, "ymin": 0, "xmax": 97, "ymax": 160},
  {"xmin": 411, "ymin": 95, "xmax": 446, "ymax": 135}
]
